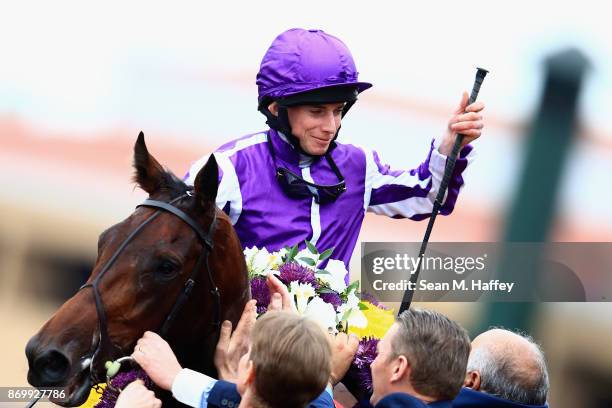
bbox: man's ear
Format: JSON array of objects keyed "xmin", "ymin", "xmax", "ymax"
[
  {"xmin": 268, "ymin": 101, "xmax": 279, "ymax": 117},
  {"xmin": 464, "ymin": 370, "xmax": 481, "ymax": 390},
  {"xmin": 390, "ymin": 355, "xmax": 411, "ymax": 383},
  {"xmin": 245, "ymin": 360, "xmax": 256, "ymax": 385}
]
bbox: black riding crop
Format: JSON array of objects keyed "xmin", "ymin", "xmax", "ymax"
[{"xmin": 398, "ymin": 67, "xmax": 489, "ymax": 314}]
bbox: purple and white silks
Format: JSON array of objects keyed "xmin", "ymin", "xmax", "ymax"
[{"xmin": 184, "ymin": 129, "xmax": 474, "ymax": 274}]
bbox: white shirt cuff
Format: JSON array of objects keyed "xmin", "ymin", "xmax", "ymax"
[
  {"xmin": 171, "ymin": 368, "xmax": 217, "ymax": 407},
  {"xmin": 430, "ymin": 147, "xmax": 448, "ymax": 174}
]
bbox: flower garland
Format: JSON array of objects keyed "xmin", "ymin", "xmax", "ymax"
[
  {"xmin": 80, "ymin": 241, "xmax": 391, "ymax": 407},
  {"xmin": 245, "ymin": 241, "xmax": 394, "ymax": 402},
  {"xmin": 94, "ymin": 370, "xmax": 153, "ymax": 408}
]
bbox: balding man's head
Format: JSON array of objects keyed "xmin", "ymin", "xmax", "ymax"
[{"xmin": 465, "ymin": 328, "xmax": 549, "ymax": 405}]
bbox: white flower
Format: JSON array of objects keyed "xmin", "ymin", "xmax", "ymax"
[
  {"xmin": 276, "ymin": 247, "xmax": 288, "ymax": 259},
  {"xmin": 337, "ymin": 303, "xmax": 368, "ymax": 329},
  {"xmin": 244, "ymin": 246, "xmax": 259, "ymax": 266},
  {"xmin": 304, "ymin": 297, "xmax": 337, "ymax": 333},
  {"xmin": 244, "ymin": 247, "xmax": 282, "ymax": 276},
  {"xmin": 317, "ymin": 259, "xmax": 348, "ymax": 292},
  {"xmin": 346, "ymin": 288, "xmax": 360, "ymax": 307},
  {"xmin": 336, "ymin": 287, "xmax": 367, "ymax": 329},
  {"xmin": 245, "ymin": 246, "xmax": 264, "ymax": 276},
  {"xmin": 289, "ymin": 281, "xmax": 316, "ymax": 314},
  {"xmin": 347, "ymin": 308, "xmax": 368, "ymax": 328},
  {"xmin": 295, "ymin": 248, "xmax": 320, "ymax": 270},
  {"xmin": 252, "ymin": 247, "xmax": 272, "ymax": 273}
]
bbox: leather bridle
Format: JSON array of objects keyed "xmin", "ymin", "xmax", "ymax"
[{"xmin": 77, "ymin": 192, "xmax": 221, "ymax": 385}]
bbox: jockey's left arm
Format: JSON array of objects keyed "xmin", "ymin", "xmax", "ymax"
[{"xmin": 364, "ymin": 91, "xmax": 484, "ymax": 220}]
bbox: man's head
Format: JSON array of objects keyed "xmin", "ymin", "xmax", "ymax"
[
  {"xmin": 465, "ymin": 328, "xmax": 549, "ymax": 406},
  {"xmin": 370, "ymin": 307, "xmax": 471, "ymax": 405},
  {"xmin": 256, "ymin": 28, "xmax": 372, "ymax": 156},
  {"xmin": 236, "ymin": 311, "xmax": 331, "ymax": 408}
]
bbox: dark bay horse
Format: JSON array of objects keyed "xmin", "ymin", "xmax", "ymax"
[{"xmin": 25, "ymin": 133, "xmax": 250, "ymax": 406}]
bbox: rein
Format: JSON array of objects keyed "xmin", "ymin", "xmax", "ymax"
[{"xmin": 78, "ymin": 192, "xmax": 220, "ymax": 386}]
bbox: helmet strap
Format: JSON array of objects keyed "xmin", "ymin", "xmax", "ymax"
[
  {"xmin": 258, "ymin": 103, "xmax": 320, "ymax": 157},
  {"xmin": 277, "ymin": 106, "xmax": 303, "ymax": 152}
]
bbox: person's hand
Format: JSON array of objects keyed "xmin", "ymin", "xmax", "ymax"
[
  {"xmin": 266, "ymin": 273, "xmax": 297, "ymax": 313},
  {"xmin": 214, "ymin": 299, "xmax": 257, "ymax": 382},
  {"xmin": 438, "ymin": 91, "xmax": 485, "ymax": 156},
  {"xmin": 132, "ymin": 331, "xmax": 182, "ymax": 391},
  {"xmin": 329, "ymin": 332, "xmax": 360, "ymax": 386},
  {"xmin": 115, "ymin": 380, "xmax": 161, "ymax": 408}
]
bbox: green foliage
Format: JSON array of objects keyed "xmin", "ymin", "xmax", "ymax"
[
  {"xmin": 298, "ymin": 256, "xmax": 316, "ymax": 266},
  {"xmin": 346, "ymin": 280, "xmax": 360, "ymax": 294},
  {"xmin": 318, "ymin": 286, "xmax": 336, "ymax": 294},
  {"xmin": 305, "ymin": 240, "xmax": 318, "ymax": 254},
  {"xmin": 319, "ymin": 247, "xmax": 334, "ymax": 261},
  {"xmin": 285, "ymin": 244, "xmax": 298, "ymax": 262}
]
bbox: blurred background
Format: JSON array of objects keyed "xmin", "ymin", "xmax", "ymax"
[{"xmin": 1, "ymin": 1, "xmax": 611, "ymax": 407}]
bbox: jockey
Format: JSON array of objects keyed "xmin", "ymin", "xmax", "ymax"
[{"xmin": 185, "ymin": 28, "xmax": 484, "ymax": 271}]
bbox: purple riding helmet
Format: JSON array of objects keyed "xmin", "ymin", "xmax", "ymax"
[{"xmin": 256, "ymin": 28, "xmax": 372, "ymax": 155}]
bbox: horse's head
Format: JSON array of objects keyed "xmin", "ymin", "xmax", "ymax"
[{"xmin": 26, "ymin": 133, "xmax": 249, "ymax": 406}]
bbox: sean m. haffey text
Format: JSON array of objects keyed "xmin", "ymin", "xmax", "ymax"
[{"xmin": 368, "ymin": 253, "xmax": 515, "ymax": 294}]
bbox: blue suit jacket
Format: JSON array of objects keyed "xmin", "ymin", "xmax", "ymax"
[
  {"xmin": 453, "ymin": 387, "xmax": 549, "ymax": 408},
  {"xmin": 374, "ymin": 393, "xmax": 452, "ymax": 408},
  {"xmin": 203, "ymin": 379, "xmax": 335, "ymax": 408}
]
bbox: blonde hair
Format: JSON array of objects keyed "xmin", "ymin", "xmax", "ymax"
[{"xmin": 249, "ymin": 311, "xmax": 331, "ymax": 408}]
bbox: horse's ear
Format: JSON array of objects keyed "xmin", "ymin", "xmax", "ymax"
[
  {"xmin": 193, "ymin": 154, "xmax": 219, "ymax": 208},
  {"xmin": 133, "ymin": 131, "xmax": 164, "ymax": 195}
]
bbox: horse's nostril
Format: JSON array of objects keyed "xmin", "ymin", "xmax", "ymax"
[{"xmin": 33, "ymin": 349, "xmax": 71, "ymax": 385}]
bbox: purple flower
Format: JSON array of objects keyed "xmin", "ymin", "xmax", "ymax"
[
  {"xmin": 341, "ymin": 337, "xmax": 379, "ymax": 407},
  {"xmin": 360, "ymin": 291, "xmax": 389, "ymax": 310},
  {"xmin": 250, "ymin": 277, "xmax": 270, "ymax": 314},
  {"xmin": 278, "ymin": 262, "xmax": 318, "ymax": 288},
  {"xmin": 350, "ymin": 337, "xmax": 379, "ymax": 392},
  {"xmin": 319, "ymin": 291, "xmax": 343, "ymax": 311},
  {"xmin": 94, "ymin": 368, "xmax": 154, "ymax": 408},
  {"xmin": 354, "ymin": 337, "xmax": 379, "ymax": 368}
]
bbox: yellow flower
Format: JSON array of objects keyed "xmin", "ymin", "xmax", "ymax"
[
  {"xmin": 77, "ymin": 384, "xmax": 105, "ymax": 408},
  {"xmin": 268, "ymin": 251, "xmax": 284, "ymax": 270},
  {"xmin": 348, "ymin": 301, "xmax": 395, "ymax": 339}
]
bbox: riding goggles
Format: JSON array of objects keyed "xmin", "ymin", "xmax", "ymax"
[{"xmin": 267, "ymin": 133, "xmax": 346, "ymax": 204}]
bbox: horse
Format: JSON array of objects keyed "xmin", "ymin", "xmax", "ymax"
[{"xmin": 25, "ymin": 133, "xmax": 250, "ymax": 407}]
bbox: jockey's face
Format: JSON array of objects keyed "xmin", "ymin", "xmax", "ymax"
[{"xmin": 269, "ymin": 102, "xmax": 344, "ymax": 155}]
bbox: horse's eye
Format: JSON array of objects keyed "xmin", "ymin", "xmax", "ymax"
[{"xmin": 156, "ymin": 258, "xmax": 179, "ymax": 278}]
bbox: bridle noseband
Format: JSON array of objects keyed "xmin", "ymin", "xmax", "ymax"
[{"xmin": 77, "ymin": 192, "xmax": 221, "ymax": 384}]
